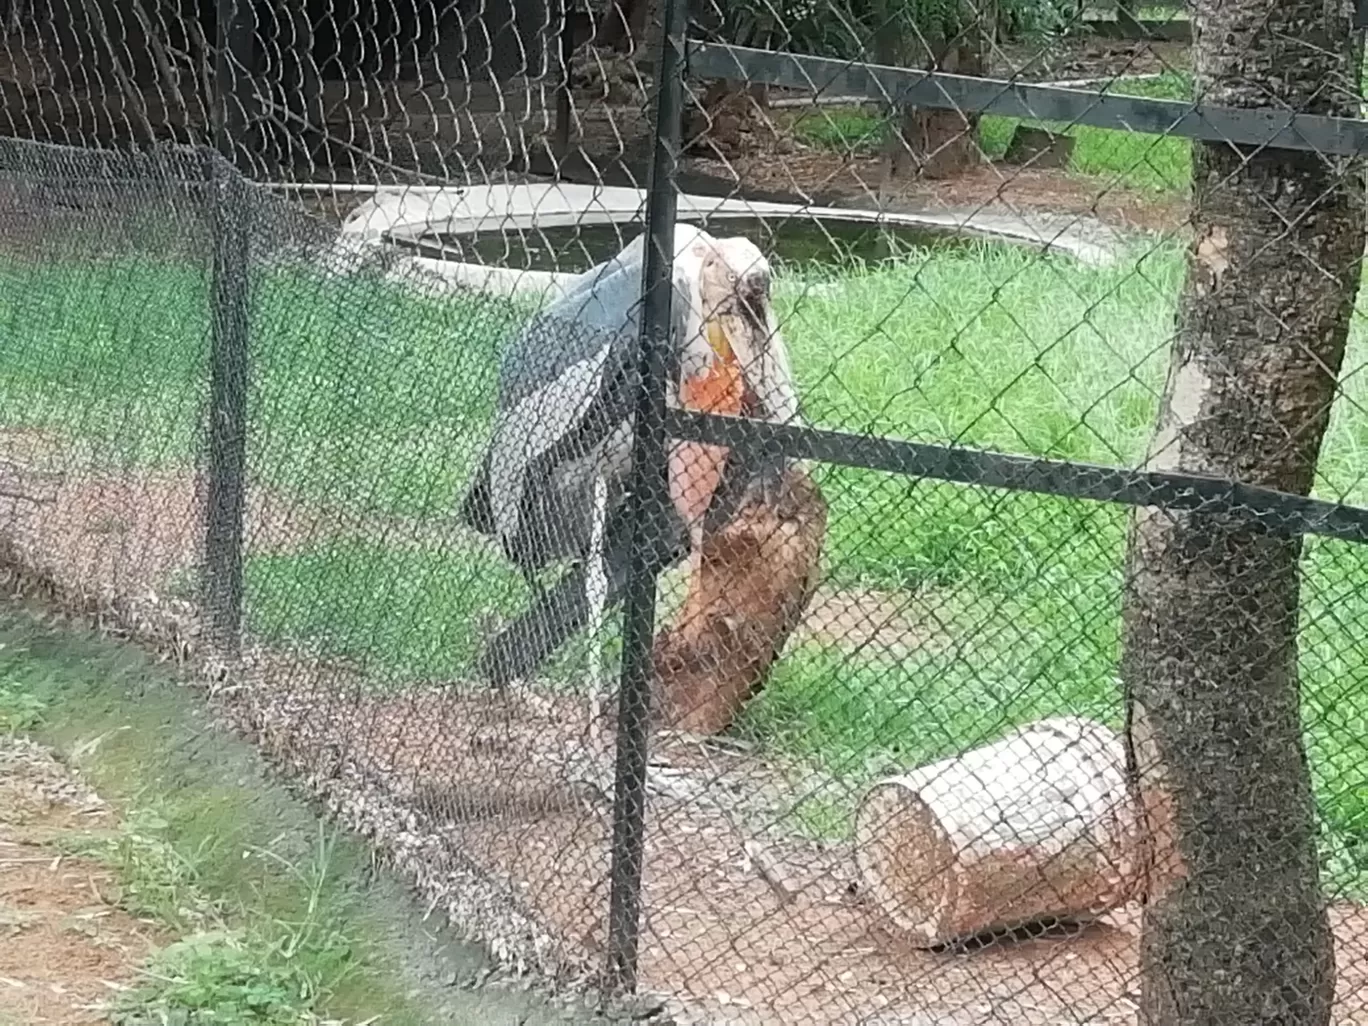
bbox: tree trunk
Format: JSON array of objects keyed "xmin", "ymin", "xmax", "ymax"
[
  {"xmin": 1121, "ymin": 0, "xmax": 1364, "ymax": 1022},
  {"xmin": 882, "ymin": 0, "xmax": 989, "ymax": 183},
  {"xmin": 593, "ymin": 0, "xmax": 657, "ymax": 53},
  {"xmin": 889, "ymin": 43, "xmax": 981, "ymax": 181}
]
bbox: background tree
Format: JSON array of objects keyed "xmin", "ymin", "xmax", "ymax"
[
  {"xmin": 1120, "ymin": 0, "xmax": 1364, "ymax": 1022},
  {"xmin": 877, "ymin": 0, "xmax": 992, "ymax": 179},
  {"xmin": 873, "ymin": 0, "xmax": 1075, "ymax": 179},
  {"xmin": 681, "ymin": 0, "xmax": 1073, "ymax": 177}
]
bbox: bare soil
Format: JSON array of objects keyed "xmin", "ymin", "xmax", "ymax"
[
  {"xmin": 0, "ymin": 739, "xmax": 161, "ymax": 1026},
  {"xmin": 553, "ymin": 34, "xmax": 1196, "ymax": 238},
  {"xmin": 993, "ymin": 36, "xmax": 1189, "ymax": 83},
  {"xmin": 257, "ymin": 684, "xmax": 1368, "ymax": 1026},
  {"xmin": 556, "ymin": 93, "xmax": 1190, "ymax": 235}
]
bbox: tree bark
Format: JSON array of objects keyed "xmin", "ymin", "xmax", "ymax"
[
  {"xmin": 881, "ymin": 0, "xmax": 989, "ymax": 182},
  {"xmin": 592, "ymin": 0, "xmax": 658, "ymax": 53},
  {"xmin": 652, "ymin": 464, "xmax": 825, "ymax": 737},
  {"xmin": 1121, "ymin": 0, "xmax": 1364, "ymax": 1022}
]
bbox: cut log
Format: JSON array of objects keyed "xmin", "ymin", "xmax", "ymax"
[
  {"xmin": 682, "ymin": 80, "xmax": 791, "ymax": 161},
  {"xmin": 854, "ymin": 716, "xmax": 1147, "ymax": 948},
  {"xmin": 1002, "ymin": 126, "xmax": 1075, "ymax": 169},
  {"xmin": 652, "ymin": 463, "xmax": 826, "ymax": 736}
]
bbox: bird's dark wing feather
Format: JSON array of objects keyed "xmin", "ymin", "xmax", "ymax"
[
  {"xmin": 457, "ymin": 459, "xmax": 494, "ymax": 535},
  {"xmin": 460, "ymin": 244, "xmax": 698, "ymax": 685},
  {"xmin": 463, "ymin": 246, "xmax": 694, "ymax": 575},
  {"xmin": 456, "ymin": 259, "xmax": 639, "ymax": 544},
  {"xmin": 494, "ymin": 248, "xmax": 661, "ymax": 413},
  {"xmin": 478, "ymin": 492, "xmax": 689, "ymax": 688}
]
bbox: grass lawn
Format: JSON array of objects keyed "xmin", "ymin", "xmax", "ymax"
[
  {"xmin": 1, "ymin": 232, "xmax": 1366, "ymax": 895},
  {"xmin": 0, "ymin": 607, "xmax": 570, "ymax": 1026},
  {"xmin": 793, "ymin": 71, "xmax": 1195, "ymax": 193}
]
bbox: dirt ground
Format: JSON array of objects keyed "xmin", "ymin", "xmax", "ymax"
[
  {"xmin": 710, "ymin": 149, "xmax": 1189, "ymax": 235},
  {"xmin": 555, "ymin": 35, "xmax": 1195, "ymax": 237},
  {"xmin": 0, "ymin": 738, "xmax": 161, "ymax": 1026}
]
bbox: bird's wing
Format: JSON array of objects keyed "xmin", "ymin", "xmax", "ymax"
[{"xmin": 480, "ymin": 249, "xmax": 691, "ymax": 551}]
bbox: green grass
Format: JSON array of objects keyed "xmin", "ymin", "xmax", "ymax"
[
  {"xmin": 0, "ymin": 619, "xmax": 387, "ymax": 1025},
  {"xmin": 246, "ymin": 537, "xmax": 526, "ymax": 683},
  {"xmin": 0, "ymin": 676, "xmax": 47, "ymax": 733},
  {"xmin": 794, "ymin": 71, "xmax": 1194, "ymax": 193},
  {"xmin": 2, "ymin": 236, "xmax": 1367, "ymax": 897},
  {"xmin": 752, "ymin": 247, "xmax": 1368, "ymax": 894},
  {"xmin": 0, "ymin": 258, "xmax": 528, "ymax": 514},
  {"xmin": 80, "ymin": 821, "xmax": 358, "ymax": 1026},
  {"xmin": 247, "ymin": 266, "xmax": 530, "ymax": 517},
  {"xmin": 0, "ymin": 607, "xmax": 570, "ymax": 1025}
]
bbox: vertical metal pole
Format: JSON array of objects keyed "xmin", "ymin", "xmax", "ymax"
[
  {"xmin": 554, "ymin": 0, "xmax": 574, "ymax": 156},
  {"xmin": 604, "ymin": 0, "xmax": 686, "ymax": 994},
  {"xmin": 204, "ymin": 0, "xmax": 252, "ymax": 659},
  {"xmin": 214, "ymin": 0, "xmax": 252, "ymax": 169}
]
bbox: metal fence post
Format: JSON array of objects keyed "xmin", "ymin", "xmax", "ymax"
[
  {"xmin": 604, "ymin": 0, "xmax": 687, "ymax": 993},
  {"xmin": 204, "ymin": 0, "xmax": 252, "ymax": 658},
  {"xmin": 554, "ymin": 0, "xmax": 574, "ymax": 155}
]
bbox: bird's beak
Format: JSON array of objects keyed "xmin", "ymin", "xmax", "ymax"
[{"xmin": 705, "ymin": 318, "xmax": 735, "ymax": 361}]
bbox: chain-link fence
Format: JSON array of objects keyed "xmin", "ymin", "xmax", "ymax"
[{"xmin": 2, "ymin": 0, "xmax": 1367, "ymax": 1022}]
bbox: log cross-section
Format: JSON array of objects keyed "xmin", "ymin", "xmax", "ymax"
[{"xmin": 855, "ymin": 717, "xmax": 1146, "ymax": 948}]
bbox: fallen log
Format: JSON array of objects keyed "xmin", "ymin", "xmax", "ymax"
[
  {"xmin": 854, "ymin": 716, "xmax": 1146, "ymax": 948},
  {"xmin": 652, "ymin": 463, "xmax": 826, "ymax": 736}
]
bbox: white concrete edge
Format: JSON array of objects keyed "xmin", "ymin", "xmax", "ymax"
[
  {"xmin": 400, "ymin": 254, "xmax": 577, "ymax": 301},
  {"xmin": 350, "ymin": 187, "xmax": 1117, "ymax": 267}
]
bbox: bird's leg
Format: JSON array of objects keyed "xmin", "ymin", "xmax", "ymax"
[
  {"xmin": 477, "ymin": 519, "xmax": 685, "ymax": 692},
  {"xmin": 586, "ymin": 473, "xmax": 611, "ymax": 747}
]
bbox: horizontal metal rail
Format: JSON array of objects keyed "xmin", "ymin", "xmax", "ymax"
[
  {"xmin": 687, "ymin": 42, "xmax": 1368, "ymax": 157},
  {"xmin": 665, "ymin": 409, "xmax": 1368, "ymax": 546}
]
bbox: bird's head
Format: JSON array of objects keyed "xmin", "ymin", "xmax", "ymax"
[
  {"xmin": 680, "ymin": 233, "xmax": 798, "ymax": 425},
  {"xmin": 699, "ymin": 238, "xmax": 773, "ymax": 339}
]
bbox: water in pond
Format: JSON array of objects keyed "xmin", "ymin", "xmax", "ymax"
[{"xmin": 396, "ymin": 213, "xmax": 981, "ymax": 274}]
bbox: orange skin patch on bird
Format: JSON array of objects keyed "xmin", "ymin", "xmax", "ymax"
[{"xmin": 672, "ymin": 319, "xmax": 751, "ymax": 536}]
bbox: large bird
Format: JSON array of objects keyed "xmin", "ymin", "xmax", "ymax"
[{"xmin": 458, "ymin": 223, "xmax": 800, "ymax": 689}]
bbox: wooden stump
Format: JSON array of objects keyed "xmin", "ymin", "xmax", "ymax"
[
  {"xmin": 854, "ymin": 717, "xmax": 1146, "ymax": 948},
  {"xmin": 652, "ymin": 464, "xmax": 826, "ymax": 736},
  {"xmin": 888, "ymin": 108, "xmax": 981, "ymax": 181},
  {"xmin": 1002, "ymin": 125, "xmax": 1075, "ymax": 169},
  {"xmin": 682, "ymin": 79, "xmax": 791, "ymax": 161}
]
